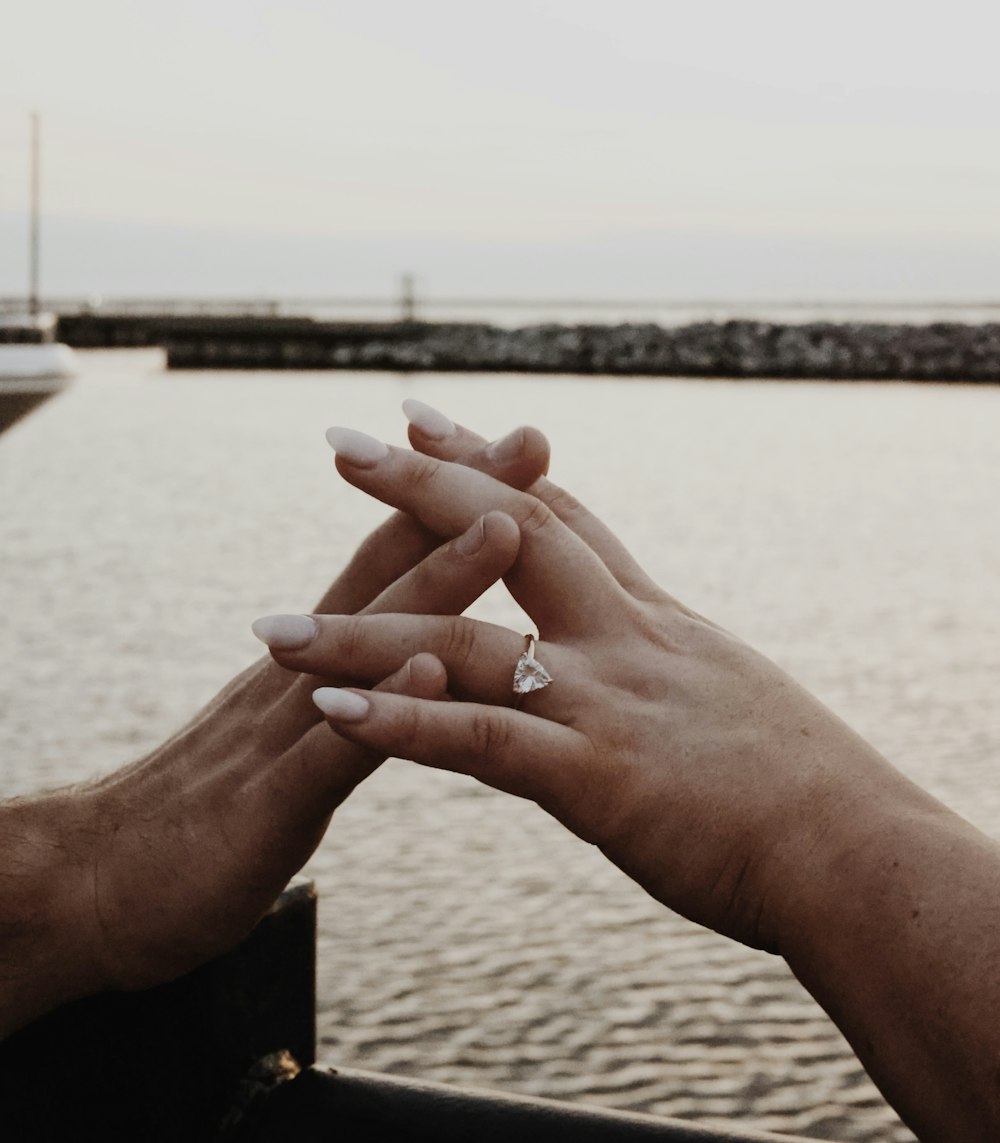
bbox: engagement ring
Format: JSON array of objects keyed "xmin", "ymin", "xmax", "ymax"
[{"xmin": 512, "ymin": 633, "xmax": 553, "ymax": 708}]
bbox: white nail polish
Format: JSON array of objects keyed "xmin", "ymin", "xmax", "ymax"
[
  {"xmin": 402, "ymin": 398, "xmax": 456, "ymax": 440},
  {"xmin": 251, "ymin": 614, "xmax": 318, "ymax": 650},
  {"xmin": 313, "ymin": 687, "xmax": 371, "ymax": 721},
  {"xmin": 325, "ymin": 427, "xmax": 390, "ymax": 467}
]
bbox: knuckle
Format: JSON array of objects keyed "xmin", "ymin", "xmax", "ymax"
[
  {"xmin": 442, "ymin": 617, "xmax": 478, "ymax": 669},
  {"xmin": 514, "ymin": 496, "xmax": 555, "ymax": 538},
  {"xmin": 401, "ymin": 699, "xmax": 427, "ymax": 743},
  {"xmin": 339, "ymin": 616, "xmax": 368, "ymax": 678},
  {"xmin": 403, "ymin": 697, "xmax": 449, "ymax": 757},
  {"xmin": 406, "ymin": 453, "xmax": 441, "ymax": 495},
  {"xmin": 470, "ymin": 709, "xmax": 513, "ymax": 760},
  {"xmin": 541, "ymin": 482, "xmax": 584, "ymax": 522}
]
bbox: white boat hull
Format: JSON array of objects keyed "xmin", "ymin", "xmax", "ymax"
[{"xmin": 0, "ymin": 342, "xmax": 78, "ymax": 381}]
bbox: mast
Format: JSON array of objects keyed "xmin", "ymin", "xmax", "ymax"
[{"xmin": 29, "ymin": 112, "xmax": 40, "ymax": 316}]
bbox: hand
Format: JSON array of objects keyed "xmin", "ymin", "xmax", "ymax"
[
  {"xmin": 268, "ymin": 427, "xmax": 938, "ymax": 952},
  {"xmin": 0, "ymin": 413, "xmax": 548, "ymax": 1036},
  {"xmin": 267, "ymin": 419, "xmax": 1000, "ymax": 1141}
]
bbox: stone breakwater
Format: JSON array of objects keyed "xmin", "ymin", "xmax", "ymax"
[
  {"xmin": 164, "ymin": 319, "xmax": 1000, "ymax": 379},
  {"xmin": 54, "ymin": 312, "xmax": 1000, "ymax": 380}
]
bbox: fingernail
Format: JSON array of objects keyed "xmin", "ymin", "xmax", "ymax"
[
  {"xmin": 454, "ymin": 516, "xmax": 486, "ymax": 556},
  {"xmin": 325, "ymin": 427, "xmax": 390, "ymax": 467},
  {"xmin": 313, "ymin": 687, "xmax": 370, "ymax": 721},
  {"xmin": 402, "ymin": 398, "xmax": 455, "ymax": 440},
  {"xmin": 486, "ymin": 427, "xmax": 524, "ymax": 462},
  {"xmin": 252, "ymin": 614, "xmax": 318, "ymax": 650}
]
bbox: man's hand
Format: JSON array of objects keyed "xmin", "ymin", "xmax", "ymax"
[{"xmin": 0, "ymin": 413, "xmax": 549, "ymax": 1037}]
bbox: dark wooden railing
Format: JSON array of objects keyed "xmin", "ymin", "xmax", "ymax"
[{"xmin": 0, "ymin": 880, "xmax": 823, "ymax": 1143}]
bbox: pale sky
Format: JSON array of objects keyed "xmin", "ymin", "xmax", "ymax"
[{"xmin": 3, "ymin": 0, "xmax": 1000, "ymax": 299}]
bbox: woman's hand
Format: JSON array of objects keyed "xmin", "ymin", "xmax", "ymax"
[
  {"xmin": 268, "ymin": 421, "xmax": 1000, "ymax": 1141},
  {"xmin": 272, "ymin": 426, "xmax": 913, "ymax": 949},
  {"xmin": 0, "ymin": 414, "xmax": 549, "ymax": 1036}
]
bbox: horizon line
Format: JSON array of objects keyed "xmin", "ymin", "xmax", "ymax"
[{"xmin": 4, "ymin": 294, "xmax": 1000, "ymax": 312}]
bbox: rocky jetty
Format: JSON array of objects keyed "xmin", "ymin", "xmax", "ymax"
[
  {"xmin": 165, "ymin": 319, "xmax": 1000, "ymax": 381},
  {"xmin": 57, "ymin": 311, "xmax": 1000, "ymax": 380}
]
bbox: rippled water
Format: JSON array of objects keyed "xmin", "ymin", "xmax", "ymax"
[{"xmin": 2, "ymin": 350, "xmax": 999, "ymax": 1141}]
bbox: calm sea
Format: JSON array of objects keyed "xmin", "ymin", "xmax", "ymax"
[{"xmin": 2, "ymin": 349, "xmax": 998, "ymax": 1141}]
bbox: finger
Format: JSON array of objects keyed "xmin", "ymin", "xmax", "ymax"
[
  {"xmin": 526, "ymin": 476, "xmax": 664, "ymax": 601},
  {"xmin": 310, "ymin": 687, "xmax": 588, "ymax": 809},
  {"xmin": 385, "ymin": 650, "xmax": 449, "ymax": 700},
  {"xmin": 273, "ymin": 652, "xmax": 451, "ymax": 807},
  {"xmin": 405, "ymin": 400, "xmax": 659, "ymax": 600},
  {"xmin": 254, "ymin": 512, "xmax": 519, "ymax": 736},
  {"xmin": 404, "ymin": 399, "xmax": 551, "ymax": 490},
  {"xmin": 314, "ymin": 419, "xmax": 549, "ymax": 616},
  {"xmin": 313, "ymin": 513, "xmax": 435, "ymax": 617},
  {"xmin": 362, "ymin": 510, "xmax": 520, "ymax": 617},
  {"xmin": 325, "ymin": 430, "xmax": 624, "ymax": 635},
  {"xmin": 263, "ymin": 612, "xmax": 549, "ymax": 708}
]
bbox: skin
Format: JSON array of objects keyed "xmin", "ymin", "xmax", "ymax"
[
  {"xmin": 0, "ymin": 418, "xmax": 550, "ymax": 1039},
  {"xmin": 266, "ymin": 426, "xmax": 1000, "ymax": 1142}
]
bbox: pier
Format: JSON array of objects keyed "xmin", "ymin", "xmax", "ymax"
[
  {"xmin": 49, "ymin": 309, "xmax": 1000, "ymax": 381},
  {"xmin": 3, "ymin": 295, "xmax": 1000, "ymax": 381}
]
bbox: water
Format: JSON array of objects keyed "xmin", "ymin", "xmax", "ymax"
[{"xmin": 2, "ymin": 350, "xmax": 999, "ymax": 1141}]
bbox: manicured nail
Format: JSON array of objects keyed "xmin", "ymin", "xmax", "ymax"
[
  {"xmin": 313, "ymin": 687, "xmax": 371, "ymax": 721},
  {"xmin": 486, "ymin": 427, "xmax": 524, "ymax": 463},
  {"xmin": 251, "ymin": 614, "xmax": 318, "ymax": 651},
  {"xmin": 454, "ymin": 516, "xmax": 486, "ymax": 556},
  {"xmin": 402, "ymin": 398, "xmax": 455, "ymax": 440},
  {"xmin": 325, "ymin": 427, "xmax": 390, "ymax": 467}
]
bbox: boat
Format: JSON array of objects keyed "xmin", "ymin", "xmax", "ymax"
[
  {"xmin": 0, "ymin": 114, "xmax": 78, "ymax": 433},
  {"xmin": 0, "ymin": 311, "xmax": 77, "ymax": 379},
  {"xmin": 0, "ymin": 312, "xmax": 77, "ymax": 431}
]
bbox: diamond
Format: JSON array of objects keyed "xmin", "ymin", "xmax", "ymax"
[{"xmin": 513, "ymin": 653, "xmax": 553, "ymax": 695}]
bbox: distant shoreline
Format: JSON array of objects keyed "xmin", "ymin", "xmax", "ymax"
[{"xmin": 55, "ymin": 312, "xmax": 1000, "ymax": 382}]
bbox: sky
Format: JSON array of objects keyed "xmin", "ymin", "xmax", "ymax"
[{"xmin": 2, "ymin": 0, "xmax": 1000, "ymax": 300}]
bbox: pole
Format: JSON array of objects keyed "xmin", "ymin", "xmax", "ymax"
[
  {"xmin": 29, "ymin": 112, "xmax": 40, "ymax": 317},
  {"xmin": 400, "ymin": 273, "xmax": 416, "ymax": 323}
]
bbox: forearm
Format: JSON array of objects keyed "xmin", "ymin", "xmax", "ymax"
[
  {"xmin": 776, "ymin": 777, "xmax": 1000, "ymax": 1141},
  {"xmin": 0, "ymin": 793, "xmax": 101, "ymax": 1039}
]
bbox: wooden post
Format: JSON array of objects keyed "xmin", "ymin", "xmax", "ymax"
[{"xmin": 0, "ymin": 880, "xmax": 316, "ymax": 1142}]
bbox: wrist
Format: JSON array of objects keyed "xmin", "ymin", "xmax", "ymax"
[
  {"xmin": 762, "ymin": 744, "xmax": 956, "ymax": 961},
  {"xmin": 761, "ymin": 756, "xmax": 1000, "ymax": 1139}
]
